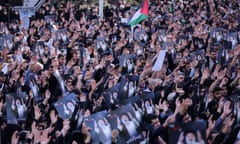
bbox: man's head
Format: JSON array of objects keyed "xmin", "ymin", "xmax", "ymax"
[
  {"xmin": 58, "ymin": 54, "xmax": 65, "ymax": 65},
  {"xmin": 175, "ymin": 71, "xmax": 185, "ymax": 85},
  {"xmin": 33, "ymin": 62, "xmax": 43, "ymax": 73}
]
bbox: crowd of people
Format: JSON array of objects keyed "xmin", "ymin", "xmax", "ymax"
[{"xmin": 0, "ymin": 0, "xmax": 240, "ymax": 143}]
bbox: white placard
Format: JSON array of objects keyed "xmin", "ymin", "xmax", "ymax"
[
  {"xmin": 152, "ymin": 50, "xmax": 167, "ymax": 71},
  {"xmin": 99, "ymin": 0, "xmax": 104, "ymax": 19}
]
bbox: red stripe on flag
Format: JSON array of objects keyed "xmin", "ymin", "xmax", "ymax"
[{"xmin": 140, "ymin": 0, "xmax": 148, "ymax": 16}]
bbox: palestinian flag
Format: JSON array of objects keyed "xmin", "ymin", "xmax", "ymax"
[{"xmin": 128, "ymin": 0, "xmax": 149, "ymax": 27}]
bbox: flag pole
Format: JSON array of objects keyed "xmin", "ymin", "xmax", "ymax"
[{"xmin": 130, "ymin": 25, "xmax": 135, "ymax": 43}]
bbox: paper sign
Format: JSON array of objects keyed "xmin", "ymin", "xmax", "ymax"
[
  {"xmin": 152, "ymin": 50, "xmax": 167, "ymax": 71},
  {"xmin": 19, "ymin": 9, "xmax": 30, "ymax": 29}
]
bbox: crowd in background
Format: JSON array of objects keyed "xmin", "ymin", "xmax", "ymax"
[{"xmin": 0, "ymin": 0, "xmax": 240, "ymax": 144}]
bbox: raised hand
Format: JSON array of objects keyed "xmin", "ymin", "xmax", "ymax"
[
  {"xmin": 31, "ymin": 121, "xmax": 41, "ymax": 143},
  {"xmin": 40, "ymin": 128, "xmax": 52, "ymax": 144},
  {"xmin": 33, "ymin": 104, "xmax": 41, "ymax": 120},
  {"xmin": 212, "ymin": 64, "xmax": 221, "ymax": 78},
  {"xmin": 196, "ymin": 130, "xmax": 203, "ymax": 142},
  {"xmin": 61, "ymin": 120, "xmax": 71, "ymax": 136},
  {"xmin": 175, "ymin": 97, "xmax": 181, "ymax": 112},
  {"xmin": 31, "ymin": 121, "xmax": 37, "ymax": 134},
  {"xmin": 217, "ymin": 97, "xmax": 224, "ymax": 111},
  {"xmin": 222, "ymin": 115, "xmax": 235, "ymax": 134},
  {"xmin": 208, "ymin": 115, "xmax": 215, "ymax": 130},
  {"xmin": 45, "ymin": 89, "xmax": 51, "ymax": 101},
  {"xmin": 11, "ymin": 131, "xmax": 19, "ymax": 144},
  {"xmin": 67, "ymin": 59, "xmax": 75, "ymax": 68},
  {"xmin": 91, "ymin": 80, "xmax": 97, "ymax": 92},
  {"xmin": 50, "ymin": 110, "xmax": 58, "ymax": 125},
  {"xmin": 202, "ymin": 68, "xmax": 210, "ymax": 80},
  {"xmin": 177, "ymin": 132, "xmax": 184, "ymax": 144},
  {"xmin": 207, "ymin": 115, "xmax": 216, "ymax": 137},
  {"xmin": 217, "ymin": 69, "xmax": 226, "ymax": 80},
  {"xmin": 221, "ymin": 101, "xmax": 232, "ymax": 119}
]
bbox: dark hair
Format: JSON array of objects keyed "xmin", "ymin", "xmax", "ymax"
[{"xmin": 58, "ymin": 54, "xmax": 65, "ymax": 59}]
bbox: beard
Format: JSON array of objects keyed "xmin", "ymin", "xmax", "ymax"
[
  {"xmin": 127, "ymin": 63, "xmax": 134, "ymax": 73},
  {"xmin": 128, "ymin": 86, "xmax": 135, "ymax": 97},
  {"xmin": 146, "ymin": 105, "xmax": 153, "ymax": 114}
]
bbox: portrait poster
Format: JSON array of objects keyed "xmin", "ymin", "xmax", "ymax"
[
  {"xmin": 118, "ymin": 54, "xmax": 136, "ymax": 67},
  {"xmin": 103, "ymin": 83, "xmax": 121, "ymax": 107},
  {"xmin": 83, "ymin": 110, "xmax": 109, "ymax": 144},
  {"xmin": 54, "ymin": 92, "xmax": 79, "ymax": 120},
  {"xmin": 3, "ymin": 35, "xmax": 14, "ymax": 50},
  {"xmin": 118, "ymin": 75, "xmax": 139, "ymax": 101},
  {"xmin": 6, "ymin": 92, "xmax": 27, "ymax": 124},
  {"xmin": 106, "ymin": 104, "xmax": 140, "ymax": 143},
  {"xmin": 168, "ymin": 121, "xmax": 207, "ymax": 144},
  {"xmin": 28, "ymin": 74, "xmax": 42, "ymax": 103}
]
